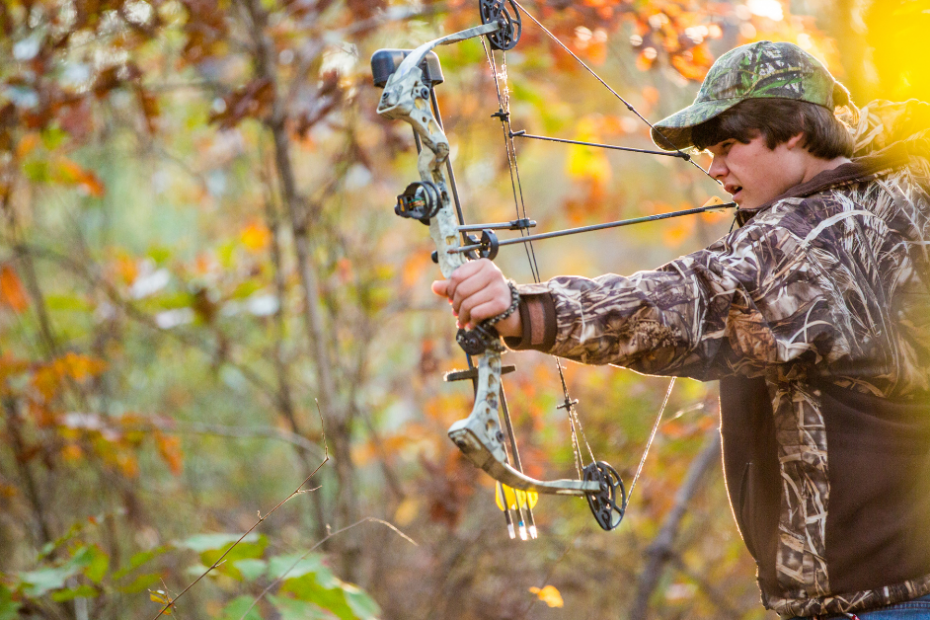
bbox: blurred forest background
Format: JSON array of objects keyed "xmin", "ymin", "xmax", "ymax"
[{"xmin": 1, "ymin": 0, "xmax": 928, "ymax": 618}]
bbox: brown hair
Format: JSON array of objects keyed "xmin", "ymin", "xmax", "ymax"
[{"xmin": 691, "ymin": 98, "xmax": 854, "ymax": 159}]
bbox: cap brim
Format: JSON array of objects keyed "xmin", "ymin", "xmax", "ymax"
[{"xmin": 651, "ymin": 98, "xmax": 743, "ymax": 151}]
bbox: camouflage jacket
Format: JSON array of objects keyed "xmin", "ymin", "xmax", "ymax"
[{"xmin": 507, "ymin": 100, "xmax": 930, "ymax": 618}]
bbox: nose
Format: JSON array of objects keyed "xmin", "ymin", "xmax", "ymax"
[{"xmin": 708, "ymin": 155, "xmax": 727, "ymax": 181}]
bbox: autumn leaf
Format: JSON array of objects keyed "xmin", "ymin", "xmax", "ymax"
[
  {"xmin": 155, "ymin": 433, "xmax": 184, "ymax": 476},
  {"xmin": 54, "ymin": 157, "xmax": 106, "ymax": 197},
  {"xmin": 209, "ymin": 78, "xmax": 274, "ymax": 130},
  {"xmin": 671, "ymin": 53, "xmax": 710, "ymax": 81},
  {"xmin": 61, "ymin": 444, "xmax": 83, "ymax": 462},
  {"xmin": 240, "ymin": 221, "xmax": 271, "ymax": 252},
  {"xmin": 0, "ymin": 264, "xmax": 29, "ymax": 313},
  {"xmin": 566, "ymin": 118, "xmax": 612, "ymax": 189},
  {"xmin": 57, "ymin": 352, "xmax": 107, "ymax": 381},
  {"xmin": 529, "ymin": 585, "xmax": 564, "ymax": 608},
  {"xmin": 662, "ymin": 218, "xmax": 695, "ymax": 247},
  {"xmin": 114, "ymin": 255, "xmax": 139, "ymax": 284},
  {"xmin": 149, "ymin": 590, "xmax": 174, "ymax": 615},
  {"xmin": 394, "ymin": 498, "xmax": 420, "ymax": 526},
  {"xmin": 137, "ymin": 86, "xmax": 160, "ymax": 134},
  {"xmin": 16, "ymin": 132, "xmax": 41, "ymax": 159},
  {"xmin": 636, "ymin": 48, "xmax": 657, "ymax": 71}
]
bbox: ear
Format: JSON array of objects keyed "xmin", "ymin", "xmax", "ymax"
[{"xmin": 785, "ymin": 132, "xmax": 806, "ymax": 150}]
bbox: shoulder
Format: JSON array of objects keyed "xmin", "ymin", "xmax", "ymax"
[{"xmin": 853, "ymin": 99, "xmax": 930, "ymax": 156}]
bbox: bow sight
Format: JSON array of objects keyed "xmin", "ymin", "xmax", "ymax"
[{"xmin": 395, "ymin": 181, "xmax": 443, "ymax": 225}]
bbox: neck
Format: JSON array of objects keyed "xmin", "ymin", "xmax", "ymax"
[{"xmin": 801, "ymin": 155, "xmax": 852, "ymax": 184}]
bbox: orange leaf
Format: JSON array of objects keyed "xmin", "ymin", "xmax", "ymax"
[
  {"xmin": 115, "ymin": 256, "xmax": 139, "ymax": 284},
  {"xmin": 636, "ymin": 48, "xmax": 657, "ymax": 71},
  {"xmin": 0, "ymin": 354, "xmax": 30, "ymax": 386},
  {"xmin": 78, "ymin": 171, "xmax": 106, "ymax": 198},
  {"xmin": 662, "ymin": 218, "xmax": 695, "ymax": 247},
  {"xmin": 529, "ymin": 585, "xmax": 564, "ymax": 608},
  {"xmin": 33, "ymin": 365, "xmax": 62, "ymax": 401},
  {"xmin": 240, "ymin": 221, "xmax": 271, "ymax": 252},
  {"xmin": 116, "ymin": 452, "xmax": 139, "ymax": 478},
  {"xmin": 57, "ymin": 352, "xmax": 107, "ymax": 381},
  {"xmin": 156, "ymin": 433, "xmax": 184, "ymax": 476},
  {"xmin": 54, "ymin": 158, "xmax": 106, "ymax": 197},
  {"xmin": 0, "ymin": 265, "xmax": 29, "ymax": 313},
  {"xmin": 16, "ymin": 133, "xmax": 41, "ymax": 159},
  {"xmin": 61, "ymin": 444, "xmax": 84, "ymax": 462},
  {"xmin": 642, "ymin": 86, "xmax": 660, "ymax": 106}
]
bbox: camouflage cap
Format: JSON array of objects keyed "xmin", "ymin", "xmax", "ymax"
[{"xmin": 651, "ymin": 41, "xmax": 839, "ymax": 151}]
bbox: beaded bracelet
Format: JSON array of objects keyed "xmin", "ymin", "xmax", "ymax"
[{"xmin": 483, "ymin": 281, "xmax": 521, "ymax": 328}]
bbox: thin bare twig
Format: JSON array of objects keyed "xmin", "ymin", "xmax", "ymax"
[
  {"xmin": 152, "ymin": 405, "xmax": 330, "ymax": 619},
  {"xmin": 238, "ymin": 517, "xmax": 418, "ymax": 620}
]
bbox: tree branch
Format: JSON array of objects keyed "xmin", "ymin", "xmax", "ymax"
[{"xmin": 628, "ymin": 428, "xmax": 721, "ymax": 620}]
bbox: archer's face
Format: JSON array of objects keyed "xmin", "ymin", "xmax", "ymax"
[{"xmin": 706, "ymin": 134, "xmax": 807, "ymax": 211}]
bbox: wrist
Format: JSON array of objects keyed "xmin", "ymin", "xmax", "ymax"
[
  {"xmin": 495, "ymin": 311, "xmax": 523, "ymax": 338},
  {"xmin": 483, "ymin": 280, "xmax": 521, "ymax": 338}
]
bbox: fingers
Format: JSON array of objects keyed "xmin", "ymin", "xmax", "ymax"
[
  {"xmin": 442, "ymin": 259, "xmax": 510, "ymax": 328},
  {"xmin": 458, "ymin": 286, "xmax": 510, "ymax": 328},
  {"xmin": 431, "ymin": 279, "xmax": 450, "ymax": 298}
]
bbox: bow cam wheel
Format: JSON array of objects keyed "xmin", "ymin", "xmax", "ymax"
[
  {"xmin": 480, "ymin": 0, "xmax": 522, "ymax": 51},
  {"xmin": 583, "ymin": 461, "xmax": 626, "ymax": 531}
]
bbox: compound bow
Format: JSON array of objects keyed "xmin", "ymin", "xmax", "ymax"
[{"xmin": 373, "ymin": 0, "xmax": 731, "ymax": 534}]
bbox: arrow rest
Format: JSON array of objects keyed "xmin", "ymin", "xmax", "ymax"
[
  {"xmin": 478, "ymin": 229, "xmax": 499, "ymax": 260},
  {"xmin": 583, "ymin": 461, "xmax": 627, "ymax": 531},
  {"xmin": 456, "ymin": 324, "xmax": 503, "ymax": 355}
]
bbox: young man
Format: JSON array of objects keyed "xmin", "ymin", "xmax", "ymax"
[{"xmin": 432, "ymin": 41, "xmax": 930, "ymax": 618}]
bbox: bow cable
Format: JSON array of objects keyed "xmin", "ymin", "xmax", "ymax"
[{"xmin": 510, "ymin": 0, "xmax": 722, "ymax": 184}]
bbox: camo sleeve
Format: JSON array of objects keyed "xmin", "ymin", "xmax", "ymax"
[{"xmin": 507, "ymin": 210, "xmax": 864, "ymax": 381}]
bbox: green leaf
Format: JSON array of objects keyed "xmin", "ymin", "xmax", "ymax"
[
  {"xmin": 51, "ymin": 585, "xmax": 97, "ymax": 602},
  {"xmin": 37, "ymin": 521, "xmax": 83, "ymax": 560},
  {"xmin": 23, "ymin": 160, "xmax": 50, "ymax": 183},
  {"xmin": 115, "ymin": 572, "xmax": 161, "ymax": 594},
  {"xmin": 178, "ymin": 533, "xmax": 267, "ymax": 580},
  {"xmin": 19, "ymin": 544, "xmax": 105, "ymax": 597},
  {"xmin": 268, "ymin": 554, "xmax": 380, "ymax": 620},
  {"xmin": 177, "ymin": 532, "xmax": 264, "ymax": 554},
  {"xmin": 41, "ymin": 126, "xmax": 69, "ymax": 151},
  {"xmin": 268, "ymin": 594, "xmax": 332, "ymax": 620},
  {"xmin": 83, "ymin": 545, "xmax": 109, "ymax": 583},
  {"xmin": 217, "ymin": 240, "xmax": 237, "ymax": 269},
  {"xmin": 147, "ymin": 245, "xmax": 172, "ymax": 265},
  {"xmin": 220, "ymin": 595, "xmax": 263, "ymax": 620},
  {"xmin": 266, "ymin": 554, "xmax": 327, "ymax": 581},
  {"xmin": 230, "ymin": 280, "xmax": 262, "ymax": 300},
  {"xmin": 19, "ymin": 565, "xmax": 79, "ymax": 597},
  {"xmin": 343, "ymin": 585, "xmax": 380, "ymax": 620},
  {"xmin": 0, "ymin": 585, "xmax": 21, "ymax": 620},
  {"xmin": 65, "ymin": 545, "xmax": 97, "ymax": 572},
  {"xmin": 45, "ymin": 294, "xmax": 93, "ymax": 312},
  {"xmin": 112, "ymin": 545, "xmax": 169, "ymax": 581},
  {"xmin": 233, "ymin": 558, "xmax": 267, "ymax": 582}
]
